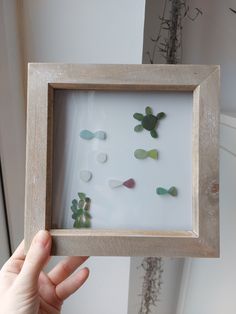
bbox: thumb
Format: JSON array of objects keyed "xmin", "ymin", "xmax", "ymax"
[{"xmin": 17, "ymin": 230, "xmax": 51, "ymax": 287}]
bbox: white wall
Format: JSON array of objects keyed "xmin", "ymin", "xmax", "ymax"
[
  {"xmin": 19, "ymin": 1, "xmax": 146, "ymax": 313},
  {"xmin": 21, "ymin": 0, "xmax": 145, "ymax": 65},
  {"xmin": 0, "ymin": 0, "xmax": 26, "ymax": 250},
  {"xmin": 182, "ymin": 0, "xmax": 236, "ymax": 113},
  {"xmin": 61, "ymin": 256, "xmax": 130, "ymax": 314}
]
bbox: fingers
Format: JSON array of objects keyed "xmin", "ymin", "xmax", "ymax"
[
  {"xmin": 56, "ymin": 267, "xmax": 89, "ymax": 301},
  {"xmin": 9, "ymin": 240, "xmax": 25, "ymax": 261},
  {"xmin": 1, "ymin": 241, "xmax": 25, "ymax": 273},
  {"xmin": 48, "ymin": 256, "xmax": 88, "ymax": 285},
  {"xmin": 16, "ymin": 230, "xmax": 51, "ymax": 287}
]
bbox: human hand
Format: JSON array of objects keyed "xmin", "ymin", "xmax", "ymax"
[{"xmin": 0, "ymin": 230, "xmax": 89, "ymax": 314}]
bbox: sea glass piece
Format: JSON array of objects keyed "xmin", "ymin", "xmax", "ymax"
[
  {"xmin": 78, "ymin": 192, "xmax": 86, "ymax": 200},
  {"xmin": 156, "ymin": 187, "xmax": 168, "ymax": 195},
  {"xmin": 134, "ymin": 149, "xmax": 158, "ymax": 160},
  {"xmin": 78, "ymin": 199, "xmax": 84, "ymax": 208},
  {"xmin": 123, "ymin": 178, "xmax": 135, "ymax": 189},
  {"xmin": 156, "ymin": 186, "xmax": 178, "ymax": 197},
  {"xmin": 97, "ymin": 152, "xmax": 108, "ymax": 163},
  {"xmin": 94, "ymin": 130, "xmax": 106, "ymax": 140},
  {"xmin": 150, "ymin": 129, "xmax": 158, "ymax": 138},
  {"xmin": 145, "ymin": 106, "xmax": 153, "ymax": 115},
  {"xmin": 80, "ymin": 129, "xmax": 106, "ymax": 140},
  {"xmin": 157, "ymin": 112, "xmax": 166, "ymax": 120},
  {"xmin": 80, "ymin": 170, "xmax": 92, "ymax": 182},
  {"xmin": 133, "ymin": 113, "xmax": 144, "ymax": 121},
  {"xmin": 109, "ymin": 178, "xmax": 135, "ymax": 189},
  {"xmin": 80, "ymin": 130, "xmax": 94, "ymax": 140},
  {"xmin": 142, "ymin": 115, "xmax": 157, "ymax": 130},
  {"xmin": 134, "ymin": 149, "xmax": 148, "ymax": 159},
  {"xmin": 168, "ymin": 186, "xmax": 178, "ymax": 196},
  {"xmin": 134, "ymin": 125, "xmax": 143, "ymax": 132},
  {"xmin": 109, "ymin": 180, "xmax": 123, "ymax": 188},
  {"xmin": 148, "ymin": 149, "xmax": 158, "ymax": 159}
]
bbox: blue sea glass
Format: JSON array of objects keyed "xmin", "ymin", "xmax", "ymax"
[
  {"xmin": 80, "ymin": 130, "xmax": 94, "ymax": 140},
  {"xmin": 80, "ymin": 129, "xmax": 106, "ymax": 140}
]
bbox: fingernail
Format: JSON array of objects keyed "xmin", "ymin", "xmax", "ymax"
[{"xmin": 35, "ymin": 230, "xmax": 50, "ymax": 247}]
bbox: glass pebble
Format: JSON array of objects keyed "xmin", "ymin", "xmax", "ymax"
[
  {"xmin": 97, "ymin": 152, "xmax": 108, "ymax": 163},
  {"xmin": 80, "ymin": 170, "xmax": 92, "ymax": 182},
  {"xmin": 123, "ymin": 178, "xmax": 135, "ymax": 189}
]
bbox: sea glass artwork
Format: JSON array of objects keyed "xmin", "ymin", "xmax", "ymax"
[
  {"xmin": 52, "ymin": 89, "xmax": 193, "ymax": 232},
  {"xmin": 134, "ymin": 149, "xmax": 158, "ymax": 160},
  {"xmin": 71, "ymin": 193, "xmax": 92, "ymax": 228},
  {"xmin": 109, "ymin": 178, "xmax": 135, "ymax": 189},
  {"xmin": 156, "ymin": 186, "xmax": 178, "ymax": 197},
  {"xmin": 96, "ymin": 152, "xmax": 108, "ymax": 163},
  {"xmin": 133, "ymin": 106, "xmax": 166, "ymax": 138},
  {"xmin": 80, "ymin": 129, "xmax": 106, "ymax": 140},
  {"xmin": 79, "ymin": 170, "xmax": 92, "ymax": 182}
]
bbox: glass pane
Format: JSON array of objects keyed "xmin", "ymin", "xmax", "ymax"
[{"xmin": 52, "ymin": 90, "xmax": 192, "ymax": 230}]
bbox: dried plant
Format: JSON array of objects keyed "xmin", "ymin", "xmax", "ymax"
[
  {"xmin": 230, "ymin": 8, "xmax": 236, "ymax": 14},
  {"xmin": 147, "ymin": 0, "xmax": 202, "ymax": 64},
  {"xmin": 138, "ymin": 257, "xmax": 163, "ymax": 314}
]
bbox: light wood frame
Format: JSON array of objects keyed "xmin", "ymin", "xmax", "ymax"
[{"xmin": 25, "ymin": 63, "xmax": 220, "ymax": 257}]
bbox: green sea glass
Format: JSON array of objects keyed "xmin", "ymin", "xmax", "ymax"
[
  {"xmin": 71, "ymin": 192, "xmax": 92, "ymax": 228},
  {"xmin": 134, "ymin": 149, "xmax": 158, "ymax": 160},
  {"xmin": 156, "ymin": 186, "xmax": 178, "ymax": 197},
  {"xmin": 168, "ymin": 186, "xmax": 178, "ymax": 196},
  {"xmin": 133, "ymin": 106, "xmax": 166, "ymax": 138}
]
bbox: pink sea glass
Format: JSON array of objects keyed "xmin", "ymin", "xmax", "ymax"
[{"xmin": 123, "ymin": 178, "xmax": 135, "ymax": 189}]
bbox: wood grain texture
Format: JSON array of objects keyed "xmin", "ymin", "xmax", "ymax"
[
  {"xmin": 197, "ymin": 67, "xmax": 220, "ymax": 256},
  {"xmin": 24, "ymin": 64, "xmax": 220, "ymax": 257}
]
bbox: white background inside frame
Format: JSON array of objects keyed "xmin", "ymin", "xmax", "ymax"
[{"xmin": 52, "ymin": 90, "xmax": 193, "ymax": 230}]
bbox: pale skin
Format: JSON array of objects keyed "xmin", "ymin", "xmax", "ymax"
[{"xmin": 0, "ymin": 230, "xmax": 89, "ymax": 314}]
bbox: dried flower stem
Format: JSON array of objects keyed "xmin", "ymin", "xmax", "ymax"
[
  {"xmin": 147, "ymin": 0, "xmax": 202, "ymax": 64},
  {"xmin": 138, "ymin": 257, "xmax": 163, "ymax": 314}
]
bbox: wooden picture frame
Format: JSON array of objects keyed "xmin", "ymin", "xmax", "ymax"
[{"xmin": 25, "ymin": 63, "xmax": 220, "ymax": 257}]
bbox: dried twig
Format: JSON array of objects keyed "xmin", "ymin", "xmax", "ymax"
[
  {"xmin": 147, "ymin": 0, "xmax": 202, "ymax": 64},
  {"xmin": 138, "ymin": 257, "xmax": 163, "ymax": 314},
  {"xmin": 230, "ymin": 8, "xmax": 236, "ymax": 14}
]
